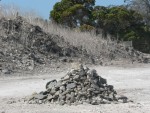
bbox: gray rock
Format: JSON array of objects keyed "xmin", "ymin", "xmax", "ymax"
[
  {"xmin": 47, "ymin": 94, "xmax": 53, "ymax": 101},
  {"xmin": 99, "ymin": 77, "xmax": 107, "ymax": 85},
  {"xmin": 78, "ymin": 69, "xmax": 86, "ymax": 76},
  {"xmin": 118, "ymin": 96, "xmax": 128, "ymax": 103},
  {"xmin": 67, "ymin": 83, "xmax": 76, "ymax": 90},
  {"xmin": 60, "ymin": 86, "xmax": 66, "ymax": 91},
  {"xmin": 59, "ymin": 100, "xmax": 65, "ymax": 105},
  {"xmin": 46, "ymin": 79, "xmax": 57, "ymax": 89},
  {"xmin": 55, "ymin": 80, "xmax": 62, "ymax": 88},
  {"xmin": 73, "ymin": 75, "xmax": 80, "ymax": 80},
  {"xmin": 34, "ymin": 94, "xmax": 47, "ymax": 100},
  {"xmin": 2, "ymin": 69, "xmax": 12, "ymax": 74},
  {"xmin": 91, "ymin": 100, "xmax": 98, "ymax": 105},
  {"xmin": 91, "ymin": 84, "xmax": 100, "ymax": 90},
  {"xmin": 49, "ymin": 88, "xmax": 57, "ymax": 95},
  {"xmin": 58, "ymin": 94, "xmax": 66, "ymax": 101},
  {"xmin": 53, "ymin": 91, "xmax": 59, "ymax": 99},
  {"xmin": 87, "ymin": 69, "xmax": 97, "ymax": 77},
  {"xmin": 62, "ymin": 90, "xmax": 69, "ymax": 95},
  {"xmin": 70, "ymin": 92, "xmax": 75, "ymax": 103},
  {"xmin": 70, "ymin": 69, "xmax": 77, "ymax": 75},
  {"xmin": 66, "ymin": 94, "xmax": 71, "ymax": 100},
  {"xmin": 38, "ymin": 100, "xmax": 43, "ymax": 104},
  {"xmin": 84, "ymin": 66, "xmax": 89, "ymax": 73},
  {"xmin": 61, "ymin": 75, "xmax": 70, "ymax": 81}
]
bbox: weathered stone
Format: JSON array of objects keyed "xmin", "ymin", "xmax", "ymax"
[
  {"xmin": 61, "ymin": 75, "xmax": 70, "ymax": 81},
  {"xmin": 58, "ymin": 94, "xmax": 66, "ymax": 101},
  {"xmin": 70, "ymin": 69, "xmax": 77, "ymax": 75},
  {"xmin": 55, "ymin": 80, "xmax": 62, "ymax": 88},
  {"xmin": 66, "ymin": 94, "xmax": 71, "ymax": 100},
  {"xmin": 107, "ymin": 85, "xmax": 114, "ymax": 91},
  {"xmin": 2, "ymin": 69, "xmax": 12, "ymax": 74},
  {"xmin": 53, "ymin": 91, "xmax": 59, "ymax": 99},
  {"xmin": 118, "ymin": 96, "xmax": 128, "ymax": 103},
  {"xmin": 60, "ymin": 86, "xmax": 66, "ymax": 91},
  {"xmin": 49, "ymin": 88, "xmax": 57, "ymax": 95},
  {"xmin": 34, "ymin": 94, "xmax": 47, "ymax": 100},
  {"xmin": 73, "ymin": 75, "xmax": 80, "ymax": 80},
  {"xmin": 91, "ymin": 84, "xmax": 100, "ymax": 90},
  {"xmin": 78, "ymin": 69, "xmax": 86, "ymax": 76},
  {"xmin": 84, "ymin": 66, "xmax": 89, "ymax": 73},
  {"xmin": 47, "ymin": 94, "xmax": 53, "ymax": 101},
  {"xmin": 38, "ymin": 100, "xmax": 43, "ymax": 104},
  {"xmin": 87, "ymin": 69, "xmax": 97, "ymax": 78},
  {"xmin": 70, "ymin": 92, "xmax": 75, "ymax": 103},
  {"xmin": 59, "ymin": 100, "xmax": 65, "ymax": 105},
  {"xmin": 62, "ymin": 90, "xmax": 69, "ymax": 95},
  {"xmin": 99, "ymin": 77, "xmax": 107, "ymax": 85},
  {"xmin": 46, "ymin": 79, "xmax": 57, "ymax": 89},
  {"xmin": 91, "ymin": 100, "xmax": 98, "ymax": 105},
  {"xmin": 67, "ymin": 83, "xmax": 76, "ymax": 90}
]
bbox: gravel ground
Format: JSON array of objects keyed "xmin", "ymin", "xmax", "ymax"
[{"xmin": 0, "ymin": 64, "xmax": 150, "ymax": 113}]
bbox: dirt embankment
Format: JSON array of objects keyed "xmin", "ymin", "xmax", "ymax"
[{"xmin": 0, "ymin": 16, "xmax": 149, "ymax": 75}]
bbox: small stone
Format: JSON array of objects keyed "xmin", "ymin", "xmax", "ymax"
[
  {"xmin": 34, "ymin": 94, "xmax": 47, "ymax": 100},
  {"xmin": 46, "ymin": 79, "xmax": 57, "ymax": 89},
  {"xmin": 47, "ymin": 94, "xmax": 53, "ymax": 101},
  {"xmin": 67, "ymin": 83, "xmax": 76, "ymax": 90},
  {"xmin": 38, "ymin": 100, "xmax": 43, "ymax": 104},
  {"xmin": 118, "ymin": 96, "xmax": 128, "ymax": 103},
  {"xmin": 70, "ymin": 92, "xmax": 75, "ymax": 103},
  {"xmin": 78, "ymin": 69, "xmax": 86, "ymax": 76},
  {"xmin": 91, "ymin": 100, "xmax": 98, "ymax": 105},
  {"xmin": 55, "ymin": 80, "xmax": 62, "ymax": 88},
  {"xmin": 62, "ymin": 90, "xmax": 69, "ymax": 95},
  {"xmin": 73, "ymin": 75, "xmax": 80, "ymax": 80},
  {"xmin": 58, "ymin": 94, "xmax": 66, "ymax": 101},
  {"xmin": 70, "ymin": 69, "xmax": 77, "ymax": 75},
  {"xmin": 60, "ymin": 86, "xmax": 66, "ymax": 91},
  {"xmin": 59, "ymin": 100, "xmax": 65, "ymax": 105},
  {"xmin": 2, "ymin": 69, "xmax": 12, "ymax": 74},
  {"xmin": 50, "ymin": 88, "xmax": 57, "ymax": 95},
  {"xmin": 61, "ymin": 75, "xmax": 70, "ymax": 81},
  {"xmin": 91, "ymin": 84, "xmax": 100, "ymax": 90},
  {"xmin": 102, "ymin": 99, "xmax": 111, "ymax": 104},
  {"xmin": 84, "ymin": 66, "xmax": 89, "ymax": 73},
  {"xmin": 99, "ymin": 77, "xmax": 107, "ymax": 84},
  {"xmin": 87, "ymin": 69, "xmax": 97, "ymax": 77},
  {"xmin": 66, "ymin": 100, "xmax": 71, "ymax": 105}
]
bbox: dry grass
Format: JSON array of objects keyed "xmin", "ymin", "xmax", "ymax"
[{"xmin": 0, "ymin": 4, "xmax": 125, "ymax": 58}]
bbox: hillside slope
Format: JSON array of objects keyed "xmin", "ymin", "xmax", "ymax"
[{"xmin": 0, "ymin": 16, "xmax": 149, "ymax": 74}]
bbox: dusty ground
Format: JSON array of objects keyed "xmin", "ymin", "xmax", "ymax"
[{"xmin": 0, "ymin": 64, "xmax": 150, "ymax": 113}]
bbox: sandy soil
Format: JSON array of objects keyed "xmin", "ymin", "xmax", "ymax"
[{"xmin": 0, "ymin": 64, "xmax": 150, "ymax": 113}]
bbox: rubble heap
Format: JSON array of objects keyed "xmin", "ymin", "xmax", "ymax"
[{"xmin": 28, "ymin": 64, "xmax": 128, "ymax": 105}]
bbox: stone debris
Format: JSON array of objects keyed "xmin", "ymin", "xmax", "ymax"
[
  {"xmin": 0, "ymin": 16, "xmax": 149, "ymax": 75},
  {"xmin": 27, "ymin": 64, "xmax": 128, "ymax": 105}
]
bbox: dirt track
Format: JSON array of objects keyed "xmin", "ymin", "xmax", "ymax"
[{"xmin": 0, "ymin": 64, "xmax": 150, "ymax": 113}]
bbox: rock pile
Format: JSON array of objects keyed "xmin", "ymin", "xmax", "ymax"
[
  {"xmin": 0, "ymin": 16, "xmax": 86, "ymax": 74},
  {"xmin": 28, "ymin": 64, "xmax": 128, "ymax": 105}
]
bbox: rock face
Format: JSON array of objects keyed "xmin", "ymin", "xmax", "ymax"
[{"xmin": 28, "ymin": 64, "xmax": 128, "ymax": 105}]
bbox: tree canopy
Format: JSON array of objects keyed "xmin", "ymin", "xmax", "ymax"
[
  {"xmin": 50, "ymin": 0, "xmax": 95, "ymax": 27},
  {"xmin": 50, "ymin": 0, "xmax": 150, "ymax": 53}
]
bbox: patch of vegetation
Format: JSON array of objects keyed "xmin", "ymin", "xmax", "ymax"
[{"xmin": 50, "ymin": 0, "xmax": 150, "ymax": 53}]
